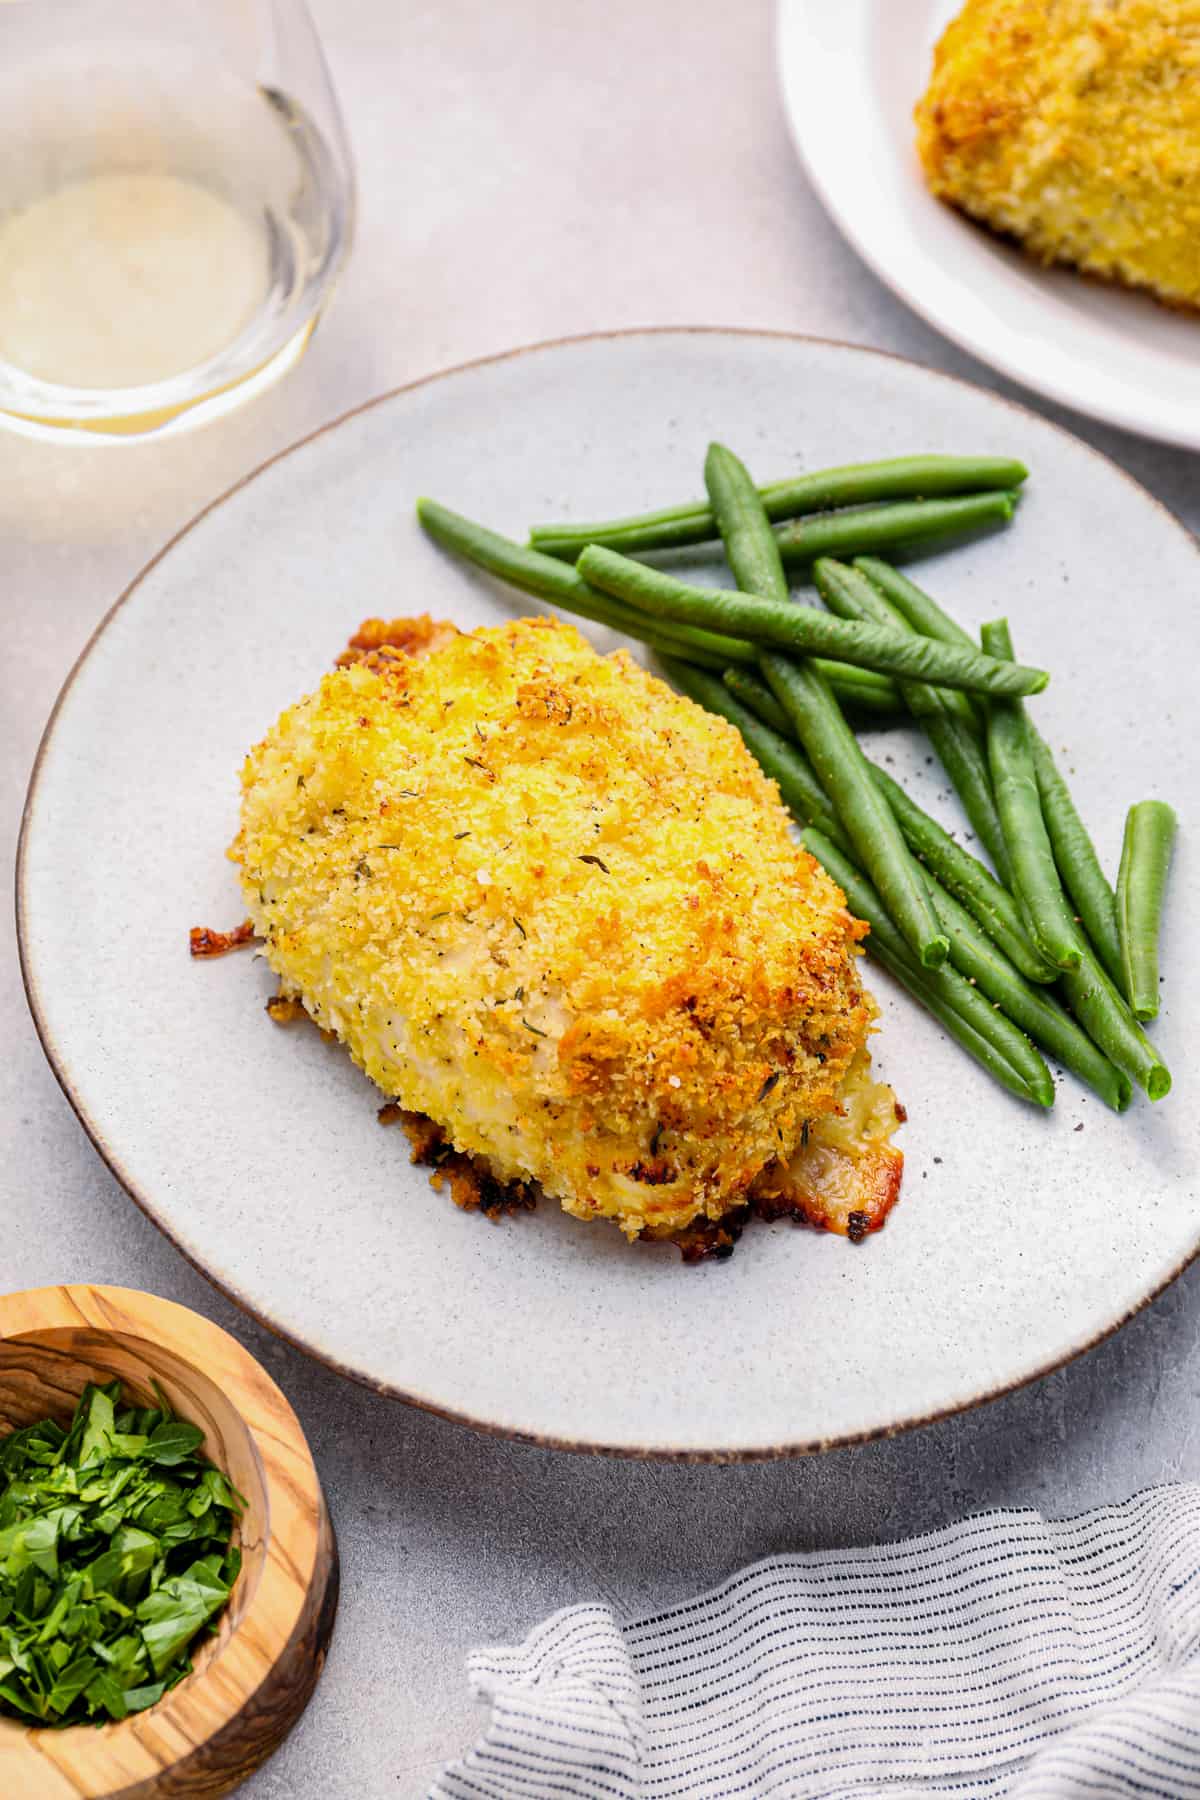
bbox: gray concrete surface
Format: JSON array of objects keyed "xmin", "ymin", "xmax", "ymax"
[{"xmin": 5, "ymin": 3, "xmax": 1200, "ymax": 1793}]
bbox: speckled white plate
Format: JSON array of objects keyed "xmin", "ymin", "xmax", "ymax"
[
  {"xmin": 18, "ymin": 330, "xmax": 1197, "ymax": 1459},
  {"xmin": 778, "ymin": 1, "xmax": 1200, "ymax": 450}
]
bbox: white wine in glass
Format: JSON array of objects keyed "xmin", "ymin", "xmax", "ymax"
[{"xmin": 0, "ymin": 0, "xmax": 355, "ymax": 440}]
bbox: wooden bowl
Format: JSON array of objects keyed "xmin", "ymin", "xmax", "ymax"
[{"xmin": 0, "ymin": 1285, "xmax": 338, "ymax": 1799}]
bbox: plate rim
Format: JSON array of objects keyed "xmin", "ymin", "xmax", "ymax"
[
  {"xmin": 16, "ymin": 323, "xmax": 1200, "ymax": 1462},
  {"xmin": 775, "ymin": 0, "xmax": 1200, "ymax": 453}
]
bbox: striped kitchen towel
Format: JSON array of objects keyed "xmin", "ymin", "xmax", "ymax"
[{"xmin": 431, "ymin": 1485, "xmax": 1200, "ymax": 1799}]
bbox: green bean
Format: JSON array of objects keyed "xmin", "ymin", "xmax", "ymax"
[
  {"xmin": 868, "ymin": 764, "xmax": 1058, "ymax": 985},
  {"xmin": 662, "ymin": 660, "xmax": 847, "ymax": 840},
  {"xmin": 1030, "ymin": 727, "xmax": 1124, "ymax": 986},
  {"xmin": 981, "ymin": 618, "xmax": 1082, "ymax": 972},
  {"xmin": 726, "ymin": 660, "xmax": 901, "ymax": 725},
  {"xmin": 811, "ymin": 662, "xmax": 903, "ymax": 718},
  {"xmin": 1116, "ymin": 800, "xmax": 1177, "ymax": 1022},
  {"xmin": 1061, "ymin": 948, "xmax": 1171, "ymax": 1101},
  {"xmin": 636, "ymin": 623, "xmax": 758, "ymax": 666},
  {"xmin": 416, "ymin": 500, "xmax": 896, "ymax": 702},
  {"xmin": 577, "ymin": 546, "xmax": 1049, "ymax": 696},
  {"xmin": 929, "ymin": 883, "xmax": 1131, "ymax": 1112},
  {"xmin": 723, "ymin": 667, "xmax": 797, "ymax": 737},
  {"xmin": 640, "ymin": 635, "xmax": 733, "ymax": 671},
  {"xmin": 851, "ymin": 560, "xmax": 984, "ymax": 730},
  {"xmin": 415, "ymin": 498, "xmax": 758, "ymax": 667},
  {"xmin": 704, "ymin": 445, "xmax": 909, "ymax": 718},
  {"xmin": 816, "ymin": 561, "xmax": 985, "ymax": 745},
  {"xmin": 775, "ymin": 491, "xmax": 1017, "ymax": 568},
  {"xmin": 856, "ymin": 575, "xmax": 1136, "ymax": 1036},
  {"xmin": 798, "ymin": 827, "xmax": 1054, "ymax": 1107},
  {"xmin": 698, "ymin": 428, "xmax": 912, "ymax": 759},
  {"xmin": 853, "ymin": 557, "xmax": 978, "ymax": 649},
  {"xmin": 853, "ymin": 556, "xmax": 988, "ymax": 734},
  {"xmin": 725, "ymin": 659, "xmax": 1056, "ymax": 986},
  {"xmin": 528, "ymin": 454, "xmax": 1030, "ymax": 559},
  {"xmin": 704, "ymin": 442, "xmax": 790, "ymax": 604},
  {"xmin": 680, "ymin": 669, "xmax": 1119, "ymax": 1105},
  {"xmin": 725, "ymin": 662, "xmax": 1041, "ymax": 975},
  {"xmin": 815, "ymin": 558, "xmax": 1011, "ymax": 879},
  {"xmin": 762, "ymin": 654, "xmax": 949, "ymax": 968},
  {"xmin": 642, "ymin": 621, "xmax": 759, "ymax": 665},
  {"xmin": 915, "ymin": 702, "xmax": 1006, "ymax": 870}
]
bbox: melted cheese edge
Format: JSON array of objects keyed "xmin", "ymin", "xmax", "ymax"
[{"xmin": 749, "ymin": 1042, "xmax": 905, "ymax": 1239}]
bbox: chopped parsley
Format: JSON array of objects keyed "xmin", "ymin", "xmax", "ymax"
[{"xmin": 0, "ymin": 1382, "xmax": 242, "ymax": 1727}]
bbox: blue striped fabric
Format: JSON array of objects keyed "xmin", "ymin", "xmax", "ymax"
[{"xmin": 430, "ymin": 1487, "xmax": 1200, "ymax": 1799}]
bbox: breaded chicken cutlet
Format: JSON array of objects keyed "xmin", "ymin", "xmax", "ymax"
[
  {"xmin": 916, "ymin": 0, "xmax": 1200, "ymax": 310},
  {"xmin": 232, "ymin": 615, "xmax": 902, "ymax": 1248}
]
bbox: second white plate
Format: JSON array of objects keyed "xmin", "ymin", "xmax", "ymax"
[{"xmin": 778, "ymin": 0, "xmax": 1200, "ymax": 449}]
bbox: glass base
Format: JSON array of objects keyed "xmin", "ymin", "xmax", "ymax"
[{"xmin": 0, "ymin": 315, "xmax": 319, "ymax": 445}]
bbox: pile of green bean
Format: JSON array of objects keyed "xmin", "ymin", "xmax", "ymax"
[{"xmin": 416, "ymin": 444, "xmax": 1176, "ymax": 1112}]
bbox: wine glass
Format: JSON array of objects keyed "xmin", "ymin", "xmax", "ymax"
[{"xmin": 0, "ymin": 0, "xmax": 355, "ymax": 441}]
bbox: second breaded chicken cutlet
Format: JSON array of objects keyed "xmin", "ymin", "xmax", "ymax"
[
  {"xmin": 233, "ymin": 615, "xmax": 902, "ymax": 1246},
  {"xmin": 916, "ymin": 0, "xmax": 1200, "ymax": 310}
]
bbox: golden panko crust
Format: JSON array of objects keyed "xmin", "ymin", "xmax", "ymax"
[
  {"xmin": 916, "ymin": 0, "xmax": 1200, "ymax": 309},
  {"xmin": 232, "ymin": 616, "xmax": 874, "ymax": 1239}
]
